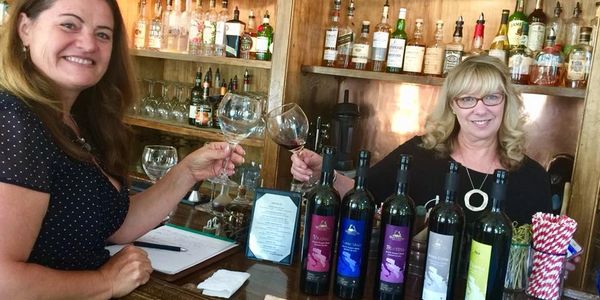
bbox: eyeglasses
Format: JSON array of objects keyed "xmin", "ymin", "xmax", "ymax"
[{"xmin": 453, "ymin": 93, "xmax": 505, "ymax": 109}]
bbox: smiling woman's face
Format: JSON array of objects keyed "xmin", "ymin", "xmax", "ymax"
[
  {"xmin": 451, "ymin": 90, "xmax": 506, "ymax": 143},
  {"xmin": 18, "ymin": 0, "xmax": 114, "ymax": 98}
]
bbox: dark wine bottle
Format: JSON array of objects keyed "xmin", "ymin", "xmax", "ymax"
[
  {"xmin": 422, "ymin": 161, "xmax": 465, "ymax": 300},
  {"xmin": 189, "ymin": 69, "xmax": 202, "ymax": 126},
  {"xmin": 299, "ymin": 146, "xmax": 341, "ymax": 295},
  {"xmin": 374, "ymin": 154, "xmax": 416, "ymax": 299},
  {"xmin": 465, "ymin": 169, "xmax": 513, "ymax": 299},
  {"xmin": 334, "ymin": 150, "xmax": 376, "ymax": 300}
]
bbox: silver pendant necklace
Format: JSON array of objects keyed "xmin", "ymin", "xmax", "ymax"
[{"xmin": 464, "ymin": 167, "xmax": 489, "ymax": 212}]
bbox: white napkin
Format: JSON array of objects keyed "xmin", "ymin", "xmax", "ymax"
[{"xmin": 197, "ymin": 269, "xmax": 250, "ymax": 298}]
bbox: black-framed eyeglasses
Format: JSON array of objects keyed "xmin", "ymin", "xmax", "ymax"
[{"xmin": 453, "ymin": 93, "xmax": 505, "ymax": 109}]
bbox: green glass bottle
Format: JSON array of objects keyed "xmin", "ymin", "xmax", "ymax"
[
  {"xmin": 386, "ymin": 8, "xmax": 408, "ymax": 73},
  {"xmin": 508, "ymin": 0, "xmax": 528, "ymax": 48},
  {"xmin": 256, "ymin": 10, "xmax": 273, "ymax": 61}
]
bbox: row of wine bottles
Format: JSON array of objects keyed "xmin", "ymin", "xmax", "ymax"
[{"xmin": 299, "ymin": 147, "xmax": 513, "ymax": 299}]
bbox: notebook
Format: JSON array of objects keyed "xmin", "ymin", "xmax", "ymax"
[{"xmin": 106, "ymin": 224, "xmax": 238, "ymax": 280}]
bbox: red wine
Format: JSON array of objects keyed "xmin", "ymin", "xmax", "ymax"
[
  {"xmin": 334, "ymin": 150, "xmax": 375, "ymax": 300},
  {"xmin": 375, "ymin": 154, "xmax": 416, "ymax": 300},
  {"xmin": 280, "ymin": 139, "xmax": 305, "ymax": 151},
  {"xmin": 465, "ymin": 169, "xmax": 513, "ymax": 299},
  {"xmin": 422, "ymin": 161, "xmax": 465, "ymax": 300},
  {"xmin": 300, "ymin": 146, "xmax": 341, "ymax": 295}
]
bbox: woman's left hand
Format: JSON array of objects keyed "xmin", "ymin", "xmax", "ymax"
[{"xmin": 185, "ymin": 142, "xmax": 246, "ymax": 181}]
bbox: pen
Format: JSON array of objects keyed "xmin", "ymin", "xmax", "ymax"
[{"xmin": 133, "ymin": 241, "xmax": 188, "ymax": 252}]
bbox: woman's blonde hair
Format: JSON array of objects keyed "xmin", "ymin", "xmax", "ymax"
[
  {"xmin": 0, "ymin": 0, "xmax": 136, "ymax": 179},
  {"xmin": 421, "ymin": 55, "xmax": 526, "ymax": 170}
]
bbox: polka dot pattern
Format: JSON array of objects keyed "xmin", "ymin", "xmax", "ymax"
[{"xmin": 0, "ymin": 92, "xmax": 129, "ymax": 270}]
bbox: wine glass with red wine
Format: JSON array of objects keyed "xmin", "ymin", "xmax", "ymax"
[{"xmin": 266, "ymin": 103, "xmax": 316, "ymax": 190}]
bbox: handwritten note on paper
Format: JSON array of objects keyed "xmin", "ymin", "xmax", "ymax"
[
  {"xmin": 248, "ymin": 193, "xmax": 298, "ymax": 262},
  {"xmin": 106, "ymin": 225, "xmax": 237, "ymax": 275}
]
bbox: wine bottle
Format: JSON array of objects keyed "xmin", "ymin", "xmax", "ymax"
[
  {"xmin": 374, "ymin": 154, "xmax": 415, "ymax": 299},
  {"xmin": 422, "ymin": 161, "xmax": 465, "ymax": 300},
  {"xmin": 489, "ymin": 10, "xmax": 510, "ymax": 64},
  {"xmin": 334, "ymin": 150, "xmax": 376, "ymax": 300},
  {"xmin": 300, "ymin": 146, "xmax": 341, "ymax": 295},
  {"xmin": 465, "ymin": 169, "xmax": 513, "ymax": 299}
]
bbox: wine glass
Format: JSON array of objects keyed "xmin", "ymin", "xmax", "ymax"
[
  {"xmin": 142, "ymin": 145, "xmax": 179, "ymax": 221},
  {"xmin": 209, "ymin": 92, "xmax": 263, "ymax": 186},
  {"xmin": 265, "ymin": 103, "xmax": 315, "ymax": 191}
]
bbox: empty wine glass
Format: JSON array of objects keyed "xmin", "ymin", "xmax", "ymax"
[
  {"xmin": 141, "ymin": 79, "xmax": 158, "ymax": 118},
  {"xmin": 266, "ymin": 103, "xmax": 317, "ymax": 191},
  {"xmin": 209, "ymin": 92, "xmax": 263, "ymax": 186},
  {"xmin": 142, "ymin": 145, "xmax": 179, "ymax": 221}
]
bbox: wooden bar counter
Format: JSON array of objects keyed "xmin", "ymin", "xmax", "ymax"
[{"xmin": 121, "ymin": 203, "xmax": 597, "ymax": 300}]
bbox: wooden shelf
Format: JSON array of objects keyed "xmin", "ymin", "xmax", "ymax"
[
  {"xmin": 131, "ymin": 49, "xmax": 272, "ymax": 69},
  {"xmin": 301, "ymin": 65, "xmax": 586, "ymax": 99},
  {"xmin": 124, "ymin": 115, "xmax": 265, "ymax": 147}
]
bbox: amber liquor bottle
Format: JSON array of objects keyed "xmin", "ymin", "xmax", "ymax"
[
  {"xmin": 403, "ymin": 19, "xmax": 425, "ymax": 75},
  {"xmin": 565, "ymin": 27, "xmax": 593, "ymax": 88},
  {"xmin": 423, "ymin": 20, "xmax": 445, "ymax": 77},
  {"xmin": 351, "ymin": 21, "xmax": 371, "ymax": 70},
  {"xmin": 336, "ymin": 0, "xmax": 356, "ymax": 68},
  {"xmin": 527, "ymin": 0, "xmax": 547, "ymax": 54},
  {"xmin": 371, "ymin": 0, "xmax": 391, "ymax": 72},
  {"xmin": 322, "ymin": 0, "xmax": 342, "ymax": 67}
]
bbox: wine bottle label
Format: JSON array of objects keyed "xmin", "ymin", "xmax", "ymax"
[
  {"xmin": 508, "ymin": 54, "xmax": 533, "ymax": 75},
  {"xmin": 527, "ymin": 23, "xmax": 546, "ymax": 51},
  {"xmin": 306, "ymin": 215, "xmax": 335, "ymax": 273},
  {"xmin": 325, "ymin": 29, "xmax": 339, "ymax": 48},
  {"xmin": 423, "ymin": 47, "xmax": 444, "ymax": 75},
  {"xmin": 443, "ymin": 49, "xmax": 463, "ymax": 73},
  {"xmin": 379, "ymin": 224, "xmax": 410, "ymax": 284},
  {"xmin": 508, "ymin": 20, "xmax": 528, "ymax": 47},
  {"xmin": 351, "ymin": 44, "xmax": 370, "ymax": 64},
  {"xmin": 465, "ymin": 239, "xmax": 492, "ymax": 300},
  {"xmin": 422, "ymin": 231, "xmax": 453, "ymax": 300},
  {"xmin": 387, "ymin": 38, "xmax": 406, "ymax": 68},
  {"xmin": 403, "ymin": 46, "xmax": 425, "ymax": 73},
  {"xmin": 567, "ymin": 58, "xmax": 587, "ymax": 80},
  {"xmin": 488, "ymin": 49, "xmax": 507, "ymax": 63},
  {"xmin": 336, "ymin": 218, "xmax": 366, "ymax": 278}
]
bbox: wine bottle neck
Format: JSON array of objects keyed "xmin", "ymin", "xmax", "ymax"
[
  {"xmin": 396, "ymin": 182, "xmax": 408, "ymax": 195},
  {"xmin": 491, "ymin": 181, "xmax": 506, "ymax": 212},
  {"xmin": 320, "ymin": 169, "xmax": 334, "ymax": 186}
]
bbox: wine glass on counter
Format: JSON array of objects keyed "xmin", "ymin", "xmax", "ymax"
[
  {"xmin": 265, "ymin": 103, "xmax": 315, "ymax": 191},
  {"xmin": 142, "ymin": 145, "xmax": 179, "ymax": 221}
]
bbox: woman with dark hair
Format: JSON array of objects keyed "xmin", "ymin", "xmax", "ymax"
[
  {"xmin": 292, "ymin": 55, "xmax": 551, "ymax": 225},
  {"xmin": 0, "ymin": 0, "xmax": 245, "ymax": 298}
]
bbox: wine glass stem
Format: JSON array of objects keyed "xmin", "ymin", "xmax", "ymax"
[{"xmin": 219, "ymin": 142, "xmax": 237, "ymax": 179}]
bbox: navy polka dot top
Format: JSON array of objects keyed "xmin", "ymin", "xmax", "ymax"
[{"xmin": 0, "ymin": 91, "xmax": 129, "ymax": 270}]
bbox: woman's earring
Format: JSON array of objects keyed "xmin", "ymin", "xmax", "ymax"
[{"xmin": 22, "ymin": 45, "xmax": 28, "ymax": 53}]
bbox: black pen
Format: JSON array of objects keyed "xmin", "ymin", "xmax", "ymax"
[{"xmin": 133, "ymin": 241, "xmax": 187, "ymax": 252}]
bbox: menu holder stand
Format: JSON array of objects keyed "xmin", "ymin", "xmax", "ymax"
[{"xmin": 245, "ymin": 188, "xmax": 301, "ymax": 266}]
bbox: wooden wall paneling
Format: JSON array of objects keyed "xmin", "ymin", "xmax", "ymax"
[{"xmin": 567, "ymin": 1, "xmax": 600, "ymax": 290}]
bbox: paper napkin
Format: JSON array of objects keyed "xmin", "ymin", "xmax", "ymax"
[{"xmin": 197, "ymin": 269, "xmax": 250, "ymax": 298}]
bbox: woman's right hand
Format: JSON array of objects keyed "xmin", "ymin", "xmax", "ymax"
[
  {"xmin": 290, "ymin": 149, "xmax": 323, "ymax": 182},
  {"xmin": 99, "ymin": 245, "xmax": 153, "ymax": 298}
]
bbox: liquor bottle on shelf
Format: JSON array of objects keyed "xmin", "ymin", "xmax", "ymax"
[
  {"xmin": 196, "ymin": 80, "xmax": 213, "ymax": 128},
  {"xmin": 148, "ymin": 1, "xmax": 163, "ymax": 50},
  {"xmin": 442, "ymin": 16, "xmax": 464, "ymax": 75},
  {"xmin": 189, "ymin": 69, "xmax": 202, "ymax": 126},
  {"xmin": 334, "ymin": 150, "xmax": 376, "ymax": 300},
  {"xmin": 188, "ymin": 0, "xmax": 204, "ymax": 55},
  {"xmin": 299, "ymin": 146, "xmax": 341, "ymax": 296},
  {"xmin": 168, "ymin": 0, "xmax": 183, "ymax": 51},
  {"xmin": 565, "ymin": 27, "xmax": 593, "ymax": 88},
  {"xmin": 508, "ymin": 44, "xmax": 534, "ymax": 85},
  {"xmin": 465, "ymin": 169, "xmax": 513, "ymax": 299},
  {"xmin": 374, "ymin": 154, "xmax": 415, "ymax": 300},
  {"xmin": 214, "ymin": 0, "xmax": 229, "ymax": 57},
  {"xmin": 205, "ymin": 67, "xmax": 213, "ymax": 88},
  {"xmin": 403, "ymin": 19, "xmax": 426, "ymax": 75},
  {"xmin": 322, "ymin": 0, "xmax": 342, "ymax": 67},
  {"xmin": 351, "ymin": 21, "xmax": 371, "ymax": 70},
  {"xmin": 423, "ymin": 20, "xmax": 445, "ymax": 77},
  {"xmin": 256, "ymin": 11, "xmax": 274, "ymax": 61},
  {"xmin": 422, "ymin": 161, "xmax": 464, "ymax": 300},
  {"xmin": 232, "ymin": 75, "xmax": 238, "ymax": 91},
  {"xmin": 563, "ymin": 2, "xmax": 584, "ymax": 56},
  {"xmin": 214, "ymin": 68, "xmax": 222, "ymax": 91},
  {"xmin": 529, "ymin": 28, "xmax": 564, "ymax": 86},
  {"xmin": 336, "ymin": 0, "xmax": 356, "ymax": 69},
  {"xmin": 489, "ymin": 10, "xmax": 510, "ymax": 64},
  {"xmin": 133, "ymin": 0, "xmax": 149, "ymax": 50},
  {"xmin": 508, "ymin": 0, "xmax": 528, "ymax": 49},
  {"xmin": 225, "ymin": 6, "xmax": 245, "ymax": 58},
  {"xmin": 463, "ymin": 13, "xmax": 485, "ymax": 60},
  {"xmin": 386, "ymin": 7, "xmax": 408, "ymax": 74},
  {"xmin": 590, "ymin": 2, "xmax": 600, "ymax": 46},
  {"xmin": 240, "ymin": 10, "xmax": 257, "ymax": 60},
  {"xmin": 546, "ymin": 1, "xmax": 565, "ymax": 52},
  {"xmin": 161, "ymin": 0, "xmax": 173, "ymax": 50},
  {"xmin": 371, "ymin": 0, "xmax": 391, "ymax": 72},
  {"xmin": 202, "ymin": 0, "xmax": 218, "ymax": 56},
  {"xmin": 178, "ymin": 0, "xmax": 192, "ymax": 52},
  {"xmin": 243, "ymin": 69, "xmax": 251, "ymax": 92},
  {"xmin": 527, "ymin": 0, "xmax": 547, "ymax": 54}
]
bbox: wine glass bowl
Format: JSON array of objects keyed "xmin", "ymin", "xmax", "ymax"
[
  {"xmin": 142, "ymin": 145, "xmax": 178, "ymax": 181},
  {"xmin": 266, "ymin": 103, "xmax": 309, "ymax": 153}
]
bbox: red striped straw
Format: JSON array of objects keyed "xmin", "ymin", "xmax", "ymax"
[{"xmin": 526, "ymin": 213, "xmax": 577, "ymax": 300}]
